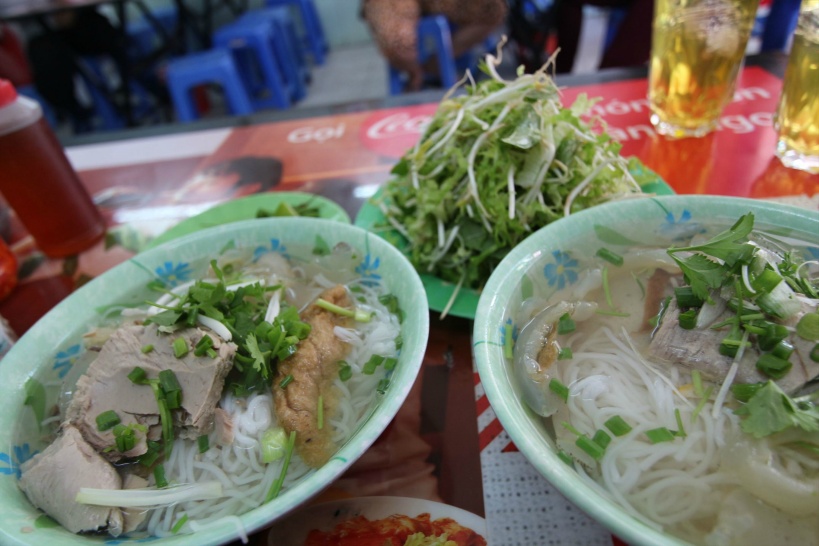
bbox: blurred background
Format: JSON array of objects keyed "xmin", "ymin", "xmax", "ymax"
[{"xmin": 0, "ymin": 0, "xmax": 792, "ymax": 139}]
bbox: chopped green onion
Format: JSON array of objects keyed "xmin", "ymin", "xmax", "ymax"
[
  {"xmin": 751, "ymin": 268, "xmax": 782, "ymax": 294},
  {"xmin": 158, "ymin": 370, "xmax": 182, "ymax": 410},
  {"xmin": 338, "ymin": 361, "xmax": 352, "ymax": 381},
  {"xmin": 557, "ymin": 313, "xmax": 576, "ymax": 335},
  {"xmin": 692, "ymin": 386, "xmax": 714, "ymax": 422},
  {"xmin": 592, "ymin": 429, "xmax": 612, "ymax": 449},
  {"xmin": 604, "ymin": 415, "xmax": 632, "ymax": 437},
  {"xmin": 691, "ymin": 370, "xmax": 704, "ymax": 397},
  {"xmin": 758, "ymin": 323, "xmax": 789, "ymax": 351},
  {"xmin": 549, "ymin": 378, "xmax": 569, "ymax": 402},
  {"xmin": 171, "ymin": 513, "xmax": 188, "ymax": 534},
  {"xmin": 378, "ymin": 294, "xmax": 402, "ymax": 317},
  {"xmin": 261, "ymin": 428, "xmax": 288, "ymax": 463},
  {"xmin": 675, "ymin": 286, "xmax": 704, "ymax": 308},
  {"xmin": 772, "ymin": 340, "xmax": 794, "ymax": 360},
  {"xmin": 796, "ymin": 313, "xmax": 819, "ymax": 341},
  {"xmin": 756, "ymin": 353, "xmax": 792, "ymax": 379},
  {"xmin": 719, "ymin": 332, "xmax": 749, "ymax": 358},
  {"xmin": 557, "ymin": 450, "xmax": 574, "ymax": 466},
  {"xmin": 141, "ymin": 344, "xmax": 154, "ymax": 354},
  {"xmin": 645, "ymin": 427, "xmax": 676, "ymax": 444},
  {"xmin": 194, "ymin": 335, "xmax": 214, "ymax": 357},
  {"xmin": 315, "ymin": 298, "xmax": 373, "ymax": 322},
  {"xmin": 265, "ymin": 431, "xmax": 296, "ymax": 501},
  {"xmin": 153, "ymin": 465, "xmax": 168, "ymax": 489},
  {"xmin": 172, "ymin": 338, "xmax": 189, "ymax": 358},
  {"xmin": 503, "ymin": 323, "xmax": 514, "ymax": 359},
  {"xmin": 197, "ymin": 435, "xmax": 209, "ymax": 454},
  {"xmin": 678, "ymin": 309, "xmax": 698, "ymax": 330},
  {"xmin": 363, "ymin": 354, "xmax": 384, "ymax": 375},
  {"xmin": 128, "ymin": 367, "xmax": 148, "ymax": 385},
  {"xmin": 811, "ymin": 343, "xmax": 819, "ymax": 363},
  {"xmin": 557, "ymin": 347, "xmax": 573, "ymax": 360},
  {"xmin": 377, "ymin": 378, "xmax": 390, "ymax": 394},
  {"xmin": 731, "ymin": 382, "xmax": 764, "ymax": 403},
  {"xmin": 317, "ymin": 395, "xmax": 324, "ymax": 430},
  {"xmin": 138, "ymin": 441, "xmax": 161, "ymax": 467},
  {"xmin": 674, "ymin": 409, "xmax": 686, "ymax": 438},
  {"xmin": 96, "ymin": 410, "xmax": 121, "ymax": 432},
  {"xmin": 383, "ymin": 357, "xmax": 398, "ymax": 371},
  {"xmin": 575, "ymin": 435, "xmax": 605, "ymax": 461},
  {"xmin": 279, "ymin": 374, "xmax": 294, "ymax": 389},
  {"xmin": 596, "ymin": 248, "xmax": 624, "ymax": 266}
]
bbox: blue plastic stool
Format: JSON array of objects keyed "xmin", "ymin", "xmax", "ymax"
[
  {"xmin": 265, "ymin": 0, "xmax": 327, "ymax": 65},
  {"xmin": 213, "ymin": 18, "xmax": 296, "ymax": 110},
  {"xmin": 127, "ymin": 5, "xmax": 179, "ymax": 58},
  {"xmin": 761, "ymin": 0, "xmax": 801, "ymax": 52},
  {"xmin": 165, "ymin": 48, "xmax": 255, "ymax": 122},
  {"xmin": 237, "ymin": 7, "xmax": 310, "ymax": 92},
  {"xmin": 389, "ymin": 16, "xmax": 458, "ymax": 95}
]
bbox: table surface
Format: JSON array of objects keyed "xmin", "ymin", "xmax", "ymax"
[{"xmin": 1, "ymin": 53, "xmax": 817, "ymax": 546}]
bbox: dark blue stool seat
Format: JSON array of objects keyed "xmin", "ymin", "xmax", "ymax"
[
  {"xmin": 213, "ymin": 16, "xmax": 300, "ymax": 110},
  {"xmin": 165, "ymin": 48, "xmax": 255, "ymax": 122},
  {"xmin": 265, "ymin": 0, "xmax": 328, "ymax": 65},
  {"xmin": 234, "ymin": 7, "xmax": 309, "ymax": 99}
]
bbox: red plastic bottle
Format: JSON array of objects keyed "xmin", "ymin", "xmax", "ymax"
[{"xmin": 0, "ymin": 79, "xmax": 105, "ymax": 258}]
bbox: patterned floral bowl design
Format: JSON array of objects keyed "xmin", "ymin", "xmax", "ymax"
[
  {"xmin": 473, "ymin": 195, "xmax": 819, "ymax": 546},
  {"xmin": 0, "ymin": 217, "xmax": 429, "ymax": 546}
]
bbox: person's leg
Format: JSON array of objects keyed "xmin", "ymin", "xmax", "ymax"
[
  {"xmin": 362, "ymin": 0, "xmax": 424, "ymax": 91},
  {"xmin": 427, "ymin": 0, "xmax": 507, "ymax": 57}
]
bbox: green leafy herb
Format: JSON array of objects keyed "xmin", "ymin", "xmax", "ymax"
[
  {"xmin": 374, "ymin": 63, "xmax": 649, "ymax": 300},
  {"xmin": 734, "ymin": 381, "xmax": 819, "ymax": 438},
  {"xmin": 197, "ymin": 435, "xmax": 209, "ymax": 454}
]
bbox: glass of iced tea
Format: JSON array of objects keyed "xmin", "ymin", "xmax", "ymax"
[
  {"xmin": 649, "ymin": 0, "xmax": 760, "ymax": 138},
  {"xmin": 774, "ymin": 3, "xmax": 819, "ymax": 174}
]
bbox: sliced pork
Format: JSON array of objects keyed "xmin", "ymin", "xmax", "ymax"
[
  {"xmin": 273, "ymin": 285, "xmax": 352, "ymax": 467},
  {"xmin": 648, "ymin": 297, "xmax": 819, "ymax": 394},
  {"xmin": 18, "ymin": 426, "xmax": 123, "ymax": 536},
  {"xmin": 65, "ymin": 323, "xmax": 236, "ymax": 460}
]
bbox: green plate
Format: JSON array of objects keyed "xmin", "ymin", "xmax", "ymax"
[
  {"xmin": 354, "ymin": 172, "xmax": 675, "ymax": 320},
  {"xmin": 147, "ymin": 192, "xmax": 351, "ymax": 250}
]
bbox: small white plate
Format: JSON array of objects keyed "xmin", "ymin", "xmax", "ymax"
[{"xmin": 266, "ymin": 496, "xmax": 487, "ymax": 545}]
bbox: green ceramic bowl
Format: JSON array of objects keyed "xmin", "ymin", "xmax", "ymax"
[
  {"xmin": 473, "ymin": 195, "xmax": 819, "ymax": 546},
  {"xmin": 0, "ymin": 218, "xmax": 429, "ymax": 546}
]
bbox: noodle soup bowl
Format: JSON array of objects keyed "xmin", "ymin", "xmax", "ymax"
[
  {"xmin": 473, "ymin": 195, "xmax": 819, "ymax": 546},
  {"xmin": 0, "ymin": 217, "xmax": 430, "ymax": 546}
]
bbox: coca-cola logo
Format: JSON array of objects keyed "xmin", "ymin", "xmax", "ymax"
[{"xmin": 359, "ymin": 104, "xmax": 438, "ymax": 158}]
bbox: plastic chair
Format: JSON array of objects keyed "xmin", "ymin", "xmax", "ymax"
[
  {"xmin": 389, "ymin": 15, "xmax": 458, "ymax": 95},
  {"xmin": 761, "ymin": 0, "xmax": 801, "ymax": 52},
  {"xmin": 165, "ymin": 48, "xmax": 255, "ymax": 122},
  {"xmin": 235, "ymin": 7, "xmax": 309, "ymax": 96},
  {"xmin": 212, "ymin": 17, "xmax": 297, "ymax": 110},
  {"xmin": 265, "ymin": 0, "xmax": 327, "ymax": 65}
]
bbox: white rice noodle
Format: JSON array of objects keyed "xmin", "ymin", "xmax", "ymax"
[
  {"xmin": 555, "ymin": 326, "xmax": 740, "ymax": 538},
  {"xmin": 140, "ymin": 273, "xmax": 402, "ymax": 539}
]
